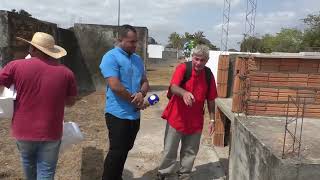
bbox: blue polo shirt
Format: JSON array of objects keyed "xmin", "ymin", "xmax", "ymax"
[{"xmin": 99, "ymin": 47, "xmax": 145, "ymax": 120}]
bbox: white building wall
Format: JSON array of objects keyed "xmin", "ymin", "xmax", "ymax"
[
  {"xmin": 148, "ymin": 45, "xmax": 164, "ymax": 59},
  {"xmin": 206, "ymin": 51, "xmax": 260, "ymax": 85}
]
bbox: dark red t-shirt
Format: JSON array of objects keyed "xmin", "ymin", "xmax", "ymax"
[
  {"xmin": 0, "ymin": 57, "xmax": 77, "ymax": 141},
  {"xmin": 162, "ymin": 63, "xmax": 218, "ymax": 134}
]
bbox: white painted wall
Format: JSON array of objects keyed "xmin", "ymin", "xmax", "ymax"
[
  {"xmin": 206, "ymin": 51, "xmax": 260, "ymax": 85},
  {"xmin": 148, "ymin": 44, "xmax": 164, "ymax": 59},
  {"xmin": 206, "ymin": 51, "xmax": 221, "ymax": 85}
]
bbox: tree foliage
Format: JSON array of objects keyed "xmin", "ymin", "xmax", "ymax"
[
  {"xmin": 148, "ymin": 37, "xmax": 158, "ymax": 44},
  {"xmin": 11, "ymin": 9, "xmax": 32, "ymax": 17},
  {"xmin": 240, "ymin": 12, "xmax": 320, "ymax": 53},
  {"xmin": 240, "ymin": 28, "xmax": 303, "ymax": 53},
  {"xmin": 303, "ymin": 13, "xmax": 320, "ymax": 28},
  {"xmin": 274, "ymin": 28, "xmax": 303, "ymax": 52},
  {"xmin": 240, "ymin": 35, "xmax": 263, "ymax": 52},
  {"xmin": 167, "ymin": 31, "xmax": 217, "ymax": 50},
  {"xmin": 168, "ymin": 32, "xmax": 183, "ymax": 50},
  {"xmin": 302, "ymin": 12, "xmax": 320, "ymax": 50}
]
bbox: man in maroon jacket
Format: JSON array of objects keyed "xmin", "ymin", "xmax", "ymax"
[{"xmin": 0, "ymin": 32, "xmax": 77, "ymax": 180}]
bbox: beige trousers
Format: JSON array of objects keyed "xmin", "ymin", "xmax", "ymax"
[{"xmin": 158, "ymin": 123, "xmax": 201, "ymax": 180}]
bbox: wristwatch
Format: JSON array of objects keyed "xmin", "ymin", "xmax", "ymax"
[{"xmin": 139, "ymin": 90, "xmax": 147, "ymax": 97}]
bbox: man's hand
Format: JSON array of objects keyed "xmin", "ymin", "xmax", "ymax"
[
  {"xmin": 138, "ymin": 101, "xmax": 149, "ymax": 110},
  {"xmin": 182, "ymin": 91, "xmax": 195, "ymax": 107},
  {"xmin": 131, "ymin": 92, "xmax": 144, "ymax": 107},
  {"xmin": 209, "ymin": 120, "xmax": 215, "ymax": 136}
]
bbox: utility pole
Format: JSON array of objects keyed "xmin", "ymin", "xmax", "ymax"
[
  {"xmin": 220, "ymin": 0, "xmax": 231, "ymax": 52},
  {"xmin": 118, "ymin": 0, "xmax": 120, "ymax": 27},
  {"xmin": 244, "ymin": 0, "xmax": 258, "ymax": 52}
]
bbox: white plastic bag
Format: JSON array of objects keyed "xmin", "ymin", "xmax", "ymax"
[
  {"xmin": 0, "ymin": 85, "xmax": 17, "ymax": 119},
  {"xmin": 25, "ymin": 54, "xmax": 31, "ymax": 59},
  {"xmin": 60, "ymin": 121, "xmax": 84, "ymax": 153},
  {"xmin": 0, "ymin": 54, "xmax": 31, "ymax": 119}
]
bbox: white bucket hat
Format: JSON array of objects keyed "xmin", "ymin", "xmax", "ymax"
[{"xmin": 16, "ymin": 32, "xmax": 67, "ymax": 59}]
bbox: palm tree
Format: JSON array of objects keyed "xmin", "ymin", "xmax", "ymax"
[
  {"xmin": 193, "ymin": 31, "xmax": 205, "ymax": 44},
  {"xmin": 168, "ymin": 32, "xmax": 183, "ymax": 50},
  {"xmin": 184, "ymin": 32, "xmax": 194, "ymax": 40}
]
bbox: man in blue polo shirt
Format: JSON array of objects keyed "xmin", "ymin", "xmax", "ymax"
[{"xmin": 99, "ymin": 24, "xmax": 150, "ymax": 180}]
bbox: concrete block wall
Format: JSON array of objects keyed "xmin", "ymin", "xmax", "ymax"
[
  {"xmin": 0, "ymin": 10, "xmax": 148, "ymax": 92},
  {"xmin": 72, "ymin": 24, "xmax": 148, "ymax": 90},
  {"xmin": 0, "ymin": 10, "xmax": 57, "ymax": 66},
  {"xmin": 229, "ymin": 117, "xmax": 320, "ymax": 180},
  {"xmin": 162, "ymin": 49, "xmax": 177, "ymax": 60},
  {"xmin": 0, "ymin": 11, "xmax": 95, "ymax": 92},
  {"xmin": 0, "ymin": 11, "xmax": 10, "ymax": 66},
  {"xmin": 57, "ymin": 28, "xmax": 95, "ymax": 92}
]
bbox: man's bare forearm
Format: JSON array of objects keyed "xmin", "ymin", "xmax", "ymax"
[
  {"xmin": 107, "ymin": 77, "xmax": 133, "ymax": 102},
  {"xmin": 112, "ymin": 84, "xmax": 133, "ymax": 102},
  {"xmin": 140, "ymin": 78, "xmax": 150, "ymax": 97},
  {"xmin": 170, "ymin": 84, "xmax": 188, "ymax": 97},
  {"xmin": 207, "ymin": 100, "xmax": 215, "ymax": 120}
]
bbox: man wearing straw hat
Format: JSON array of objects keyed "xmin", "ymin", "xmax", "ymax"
[{"xmin": 0, "ymin": 32, "xmax": 77, "ymax": 179}]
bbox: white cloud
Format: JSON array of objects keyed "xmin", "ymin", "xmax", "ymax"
[
  {"xmin": 0, "ymin": 0, "xmax": 318, "ymax": 50},
  {"xmin": 254, "ymin": 11, "xmax": 299, "ymax": 35},
  {"xmin": 209, "ymin": 10, "xmax": 302, "ymax": 50}
]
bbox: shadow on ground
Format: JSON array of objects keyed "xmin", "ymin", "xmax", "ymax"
[
  {"xmin": 123, "ymin": 168, "xmax": 158, "ymax": 180},
  {"xmin": 219, "ymin": 158, "xmax": 229, "ymax": 175},
  {"xmin": 123, "ymin": 162, "xmax": 225, "ymax": 180},
  {"xmin": 193, "ymin": 162, "xmax": 225, "ymax": 179},
  {"xmin": 80, "ymin": 147, "xmax": 104, "ymax": 180}
]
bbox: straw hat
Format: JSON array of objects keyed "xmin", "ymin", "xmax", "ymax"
[{"xmin": 16, "ymin": 32, "xmax": 67, "ymax": 59}]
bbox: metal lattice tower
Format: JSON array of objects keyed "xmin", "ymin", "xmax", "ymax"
[
  {"xmin": 220, "ymin": 0, "xmax": 231, "ymax": 51},
  {"xmin": 244, "ymin": 0, "xmax": 257, "ymax": 38}
]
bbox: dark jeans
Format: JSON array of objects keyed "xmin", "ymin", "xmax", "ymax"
[{"xmin": 102, "ymin": 113, "xmax": 140, "ymax": 180}]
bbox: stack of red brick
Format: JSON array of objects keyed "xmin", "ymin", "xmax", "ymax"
[
  {"xmin": 214, "ymin": 55, "xmax": 231, "ymax": 147},
  {"xmin": 213, "ymin": 54, "xmax": 320, "ymax": 147},
  {"xmin": 232, "ymin": 55, "xmax": 320, "ymax": 118}
]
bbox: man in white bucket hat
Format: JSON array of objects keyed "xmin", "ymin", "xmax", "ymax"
[{"xmin": 0, "ymin": 32, "xmax": 77, "ymax": 180}]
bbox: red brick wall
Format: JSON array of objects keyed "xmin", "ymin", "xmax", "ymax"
[{"xmin": 232, "ymin": 56, "xmax": 320, "ymax": 118}]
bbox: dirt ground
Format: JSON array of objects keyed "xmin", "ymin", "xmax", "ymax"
[{"xmin": 0, "ymin": 60, "xmax": 222, "ymax": 180}]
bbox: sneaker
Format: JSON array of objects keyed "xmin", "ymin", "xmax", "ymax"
[{"xmin": 177, "ymin": 172, "xmax": 192, "ymax": 180}]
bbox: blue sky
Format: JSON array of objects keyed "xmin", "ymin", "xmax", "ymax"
[{"xmin": 0, "ymin": 0, "xmax": 319, "ymax": 50}]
